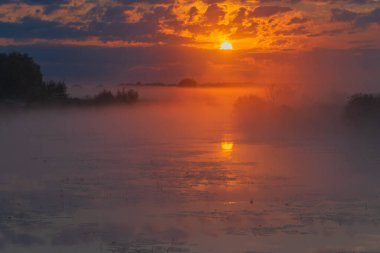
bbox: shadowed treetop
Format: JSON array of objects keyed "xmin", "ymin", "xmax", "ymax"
[{"xmin": 0, "ymin": 52, "xmax": 43, "ymax": 100}]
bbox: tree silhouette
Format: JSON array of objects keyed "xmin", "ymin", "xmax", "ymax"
[
  {"xmin": 93, "ymin": 90, "xmax": 115, "ymax": 104},
  {"xmin": 41, "ymin": 80, "xmax": 68, "ymax": 101},
  {"xmin": 178, "ymin": 78, "xmax": 197, "ymax": 87},
  {"xmin": 91, "ymin": 89, "xmax": 138, "ymax": 105},
  {"xmin": 0, "ymin": 52, "xmax": 138, "ymax": 107},
  {"xmin": 0, "ymin": 52, "xmax": 43, "ymax": 100},
  {"xmin": 116, "ymin": 89, "xmax": 138, "ymax": 103}
]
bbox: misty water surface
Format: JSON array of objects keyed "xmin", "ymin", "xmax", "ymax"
[{"xmin": 1, "ymin": 87, "xmax": 380, "ymax": 253}]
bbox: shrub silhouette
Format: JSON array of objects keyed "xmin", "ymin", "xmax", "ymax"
[
  {"xmin": 93, "ymin": 90, "xmax": 115, "ymax": 104},
  {"xmin": 91, "ymin": 89, "xmax": 139, "ymax": 105},
  {"xmin": 116, "ymin": 89, "xmax": 139, "ymax": 103},
  {"xmin": 40, "ymin": 80, "xmax": 68, "ymax": 102},
  {"xmin": 344, "ymin": 93, "xmax": 380, "ymax": 126},
  {"xmin": 178, "ymin": 78, "xmax": 197, "ymax": 87}
]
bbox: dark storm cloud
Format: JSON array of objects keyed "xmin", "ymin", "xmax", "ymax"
[
  {"xmin": 115, "ymin": 0, "xmax": 173, "ymax": 3},
  {"xmin": 355, "ymin": 8, "xmax": 380, "ymax": 27},
  {"xmin": 99, "ymin": 4, "xmax": 134, "ymax": 23},
  {"xmin": 203, "ymin": 0, "xmax": 225, "ymax": 3},
  {"xmin": 232, "ymin": 7, "xmax": 247, "ymax": 23},
  {"xmin": 251, "ymin": 6, "xmax": 293, "ymax": 17},
  {"xmin": 348, "ymin": 0, "xmax": 372, "ymax": 4},
  {"xmin": 288, "ymin": 16, "xmax": 308, "ymax": 25},
  {"xmin": 0, "ymin": 3, "xmax": 187, "ymax": 44},
  {"xmin": 0, "ymin": 0, "xmax": 71, "ymax": 14},
  {"xmin": 275, "ymin": 25, "xmax": 308, "ymax": 35},
  {"xmin": 0, "ymin": 17, "xmax": 87, "ymax": 39},
  {"xmin": 258, "ymin": 0, "xmax": 378, "ymax": 4},
  {"xmin": 87, "ymin": 20, "xmax": 155, "ymax": 42},
  {"xmin": 204, "ymin": 3, "xmax": 226, "ymax": 23},
  {"xmin": 331, "ymin": 8, "xmax": 359, "ymax": 22},
  {"xmin": 1, "ymin": 0, "xmax": 68, "ymax": 3},
  {"xmin": 308, "ymin": 28, "xmax": 345, "ymax": 37},
  {"xmin": 187, "ymin": 6, "xmax": 198, "ymax": 22},
  {"xmin": 331, "ymin": 7, "xmax": 380, "ymax": 27},
  {"xmin": 86, "ymin": 5, "xmax": 190, "ymax": 44},
  {"xmin": 258, "ymin": 0, "xmax": 300, "ymax": 4}
]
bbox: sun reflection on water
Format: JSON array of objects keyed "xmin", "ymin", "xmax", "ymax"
[{"xmin": 221, "ymin": 141, "xmax": 234, "ymax": 152}]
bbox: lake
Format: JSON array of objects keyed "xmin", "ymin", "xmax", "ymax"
[{"xmin": 1, "ymin": 87, "xmax": 380, "ymax": 253}]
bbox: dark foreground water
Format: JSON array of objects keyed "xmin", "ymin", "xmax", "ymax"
[{"xmin": 1, "ymin": 87, "xmax": 380, "ymax": 253}]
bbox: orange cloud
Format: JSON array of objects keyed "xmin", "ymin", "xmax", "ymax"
[{"xmin": 0, "ymin": 0, "xmax": 379, "ymax": 51}]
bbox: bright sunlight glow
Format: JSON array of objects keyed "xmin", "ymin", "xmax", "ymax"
[
  {"xmin": 221, "ymin": 141, "xmax": 234, "ymax": 152},
  {"xmin": 220, "ymin": 41, "xmax": 233, "ymax": 50}
]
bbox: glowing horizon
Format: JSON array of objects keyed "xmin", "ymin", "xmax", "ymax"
[
  {"xmin": 220, "ymin": 41, "xmax": 233, "ymax": 50},
  {"xmin": 1, "ymin": 1, "xmax": 380, "ymax": 88}
]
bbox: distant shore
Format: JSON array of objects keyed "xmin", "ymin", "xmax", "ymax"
[{"xmin": 117, "ymin": 82, "xmax": 258, "ymax": 88}]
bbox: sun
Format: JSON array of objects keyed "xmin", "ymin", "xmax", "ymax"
[
  {"xmin": 221, "ymin": 141, "xmax": 234, "ymax": 152},
  {"xmin": 220, "ymin": 41, "xmax": 233, "ymax": 50}
]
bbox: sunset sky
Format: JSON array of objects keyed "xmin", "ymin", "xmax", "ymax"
[{"xmin": 1, "ymin": 0, "xmax": 380, "ymax": 90}]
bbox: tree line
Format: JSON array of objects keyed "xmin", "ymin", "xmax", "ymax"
[{"xmin": 0, "ymin": 52, "xmax": 138, "ymax": 106}]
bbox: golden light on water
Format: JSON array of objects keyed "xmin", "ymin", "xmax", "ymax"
[
  {"xmin": 220, "ymin": 41, "xmax": 233, "ymax": 50},
  {"xmin": 221, "ymin": 141, "xmax": 234, "ymax": 152}
]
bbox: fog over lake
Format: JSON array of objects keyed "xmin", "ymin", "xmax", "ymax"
[{"xmin": 1, "ymin": 86, "xmax": 380, "ymax": 253}]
